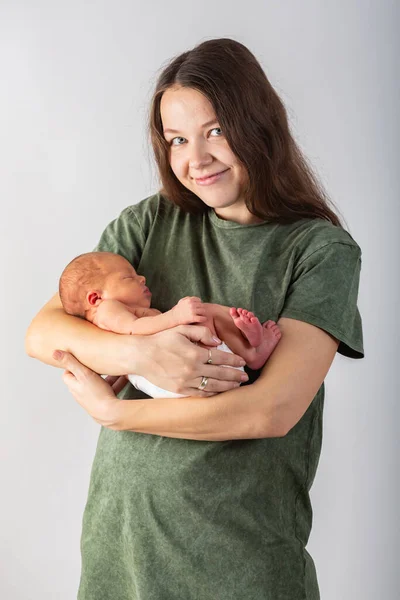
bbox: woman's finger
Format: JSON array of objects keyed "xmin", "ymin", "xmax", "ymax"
[
  {"xmin": 200, "ymin": 347, "xmax": 246, "ymax": 369},
  {"xmin": 104, "ymin": 375, "xmax": 129, "ymax": 394},
  {"xmin": 202, "ymin": 364, "xmax": 248, "ymax": 383},
  {"xmin": 174, "ymin": 324, "xmax": 220, "ymax": 345},
  {"xmin": 61, "ymin": 370, "xmax": 80, "ymax": 393},
  {"xmin": 53, "ymin": 350, "xmax": 92, "ymax": 380},
  {"xmin": 175, "ymin": 325, "xmax": 246, "ymax": 368},
  {"xmin": 177, "ymin": 372, "xmax": 248, "ymax": 396},
  {"xmin": 112, "ymin": 375, "xmax": 129, "ymax": 395},
  {"xmin": 197, "ymin": 378, "xmax": 242, "ymax": 395},
  {"xmin": 104, "ymin": 375, "xmax": 120, "ymax": 386},
  {"xmin": 181, "ymin": 377, "xmax": 243, "ymax": 397}
]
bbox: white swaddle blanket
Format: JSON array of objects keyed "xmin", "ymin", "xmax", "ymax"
[{"xmin": 128, "ymin": 341, "xmax": 244, "ymax": 398}]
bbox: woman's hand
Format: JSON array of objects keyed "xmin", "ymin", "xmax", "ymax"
[
  {"xmin": 131, "ymin": 325, "xmax": 248, "ymax": 397},
  {"xmin": 53, "ymin": 350, "xmax": 120, "ymax": 427},
  {"xmin": 103, "ymin": 374, "xmax": 130, "ymax": 395}
]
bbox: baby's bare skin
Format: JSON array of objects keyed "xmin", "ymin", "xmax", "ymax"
[
  {"xmin": 90, "ymin": 296, "xmax": 207, "ymax": 336},
  {"xmin": 62, "ymin": 253, "xmax": 281, "ymax": 370},
  {"xmin": 91, "ymin": 297, "xmax": 281, "ymax": 371},
  {"xmin": 203, "ymin": 303, "xmax": 281, "ymax": 370}
]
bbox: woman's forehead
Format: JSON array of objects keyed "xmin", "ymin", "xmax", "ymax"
[{"xmin": 160, "ymin": 87, "xmax": 216, "ymax": 131}]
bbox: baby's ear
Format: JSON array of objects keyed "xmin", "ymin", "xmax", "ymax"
[{"xmin": 87, "ymin": 291, "xmax": 101, "ymax": 306}]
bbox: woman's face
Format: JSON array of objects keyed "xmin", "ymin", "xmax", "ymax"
[{"xmin": 160, "ymin": 86, "xmax": 253, "ymax": 224}]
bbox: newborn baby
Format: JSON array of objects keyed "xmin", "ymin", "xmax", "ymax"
[{"xmin": 59, "ymin": 251, "xmax": 281, "ymax": 398}]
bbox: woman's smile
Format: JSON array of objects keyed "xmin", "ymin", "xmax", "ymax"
[
  {"xmin": 160, "ymin": 86, "xmax": 251, "ymax": 223},
  {"xmin": 194, "ymin": 168, "xmax": 230, "ymax": 185}
]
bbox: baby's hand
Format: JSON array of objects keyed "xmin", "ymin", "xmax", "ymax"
[{"xmin": 172, "ymin": 296, "xmax": 207, "ymax": 325}]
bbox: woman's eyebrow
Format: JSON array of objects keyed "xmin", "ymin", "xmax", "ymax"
[{"xmin": 163, "ymin": 119, "xmax": 218, "ymax": 135}]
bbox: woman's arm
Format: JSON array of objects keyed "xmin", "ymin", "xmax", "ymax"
[
  {"xmin": 25, "ymin": 292, "xmax": 134, "ymax": 374},
  {"xmin": 26, "ymin": 293, "xmax": 246, "ymax": 391},
  {"xmin": 114, "ymin": 318, "xmax": 339, "ymax": 439},
  {"xmin": 55, "ymin": 317, "xmax": 339, "ymax": 440}
]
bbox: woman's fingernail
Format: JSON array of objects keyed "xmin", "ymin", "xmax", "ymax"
[
  {"xmin": 212, "ymin": 337, "xmax": 222, "ymax": 344},
  {"xmin": 239, "ymin": 360, "xmax": 246, "ymax": 366},
  {"xmin": 53, "ymin": 350, "xmax": 63, "ymax": 360},
  {"xmin": 241, "ymin": 374, "xmax": 249, "ymax": 381}
]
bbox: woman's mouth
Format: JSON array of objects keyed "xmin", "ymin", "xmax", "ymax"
[{"xmin": 195, "ymin": 169, "xmax": 229, "ymax": 186}]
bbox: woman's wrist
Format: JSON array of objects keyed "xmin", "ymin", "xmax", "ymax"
[
  {"xmin": 25, "ymin": 297, "xmax": 132, "ymax": 374},
  {"xmin": 115, "ymin": 333, "xmax": 149, "ymax": 377}
]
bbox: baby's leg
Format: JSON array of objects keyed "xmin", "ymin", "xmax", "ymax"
[{"xmin": 230, "ymin": 308, "xmax": 282, "ymax": 370}]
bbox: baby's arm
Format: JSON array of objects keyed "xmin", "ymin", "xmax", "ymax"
[
  {"xmin": 94, "ymin": 297, "xmax": 207, "ymax": 336},
  {"xmin": 92, "ymin": 299, "xmax": 157, "ymax": 334}
]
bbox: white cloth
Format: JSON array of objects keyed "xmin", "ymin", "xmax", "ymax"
[{"xmin": 128, "ymin": 341, "xmax": 244, "ymax": 398}]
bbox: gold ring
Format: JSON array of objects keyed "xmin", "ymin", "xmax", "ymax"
[{"xmin": 198, "ymin": 376, "xmax": 208, "ymax": 391}]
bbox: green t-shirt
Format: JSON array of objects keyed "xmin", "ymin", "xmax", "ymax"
[{"xmin": 78, "ymin": 193, "xmax": 364, "ymax": 600}]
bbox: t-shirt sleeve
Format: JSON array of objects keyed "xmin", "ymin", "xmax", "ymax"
[
  {"xmin": 92, "ymin": 206, "xmax": 147, "ymax": 269},
  {"xmin": 279, "ymin": 242, "xmax": 364, "ymax": 358}
]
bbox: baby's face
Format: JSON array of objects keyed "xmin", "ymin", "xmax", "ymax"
[{"xmin": 102, "ymin": 257, "xmax": 152, "ymax": 309}]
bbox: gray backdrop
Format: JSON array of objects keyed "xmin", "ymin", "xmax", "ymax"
[{"xmin": 2, "ymin": 0, "xmax": 399, "ymax": 598}]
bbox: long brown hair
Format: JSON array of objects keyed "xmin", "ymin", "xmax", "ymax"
[{"xmin": 149, "ymin": 38, "xmax": 343, "ymax": 226}]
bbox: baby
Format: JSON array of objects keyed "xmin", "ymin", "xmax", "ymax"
[{"xmin": 59, "ymin": 252, "xmax": 282, "ymax": 398}]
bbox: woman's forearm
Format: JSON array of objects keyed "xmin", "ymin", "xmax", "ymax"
[
  {"xmin": 112, "ymin": 384, "xmax": 281, "ymax": 441},
  {"xmin": 25, "ymin": 294, "xmax": 135, "ymax": 375}
]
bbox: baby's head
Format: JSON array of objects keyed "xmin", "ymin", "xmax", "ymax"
[{"xmin": 59, "ymin": 252, "xmax": 151, "ymax": 318}]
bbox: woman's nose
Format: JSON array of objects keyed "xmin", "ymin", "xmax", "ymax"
[{"xmin": 188, "ymin": 141, "xmax": 212, "ymax": 170}]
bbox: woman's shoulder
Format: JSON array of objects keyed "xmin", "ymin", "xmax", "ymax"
[
  {"xmin": 95, "ymin": 193, "xmax": 181, "ymax": 262},
  {"xmin": 123, "ymin": 192, "xmax": 180, "ymax": 222},
  {"xmin": 113, "ymin": 192, "xmax": 187, "ymax": 239},
  {"xmin": 275, "ymin": 217, "xmax": 362, "ymax": 259}
]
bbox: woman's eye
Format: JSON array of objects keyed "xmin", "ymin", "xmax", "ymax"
[
  {"xmin": 169, "ymin": 129, "xmax": 223, "ymax": 145},
  {"xmin": 170, "ymin": 137, "xmax": 186, "ymax": 146}
]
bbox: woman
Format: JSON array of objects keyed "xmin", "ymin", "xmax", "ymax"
[{"xmin": 26, "ymin": 38, "xmax": 364, "ymax": 599}]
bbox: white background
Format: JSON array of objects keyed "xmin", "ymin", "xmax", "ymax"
[{"xmin": 1, "ymin": 1, "xmax": 399, "ymax": 598}]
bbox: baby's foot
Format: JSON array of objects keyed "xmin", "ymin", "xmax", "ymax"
[
  {"xmin": 251, "ymin": 320, "xmax": 282, "ymax": 369},
  {"xmin": 230, "ymin": 307, "xmax": 263, "ymax": 347}
]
